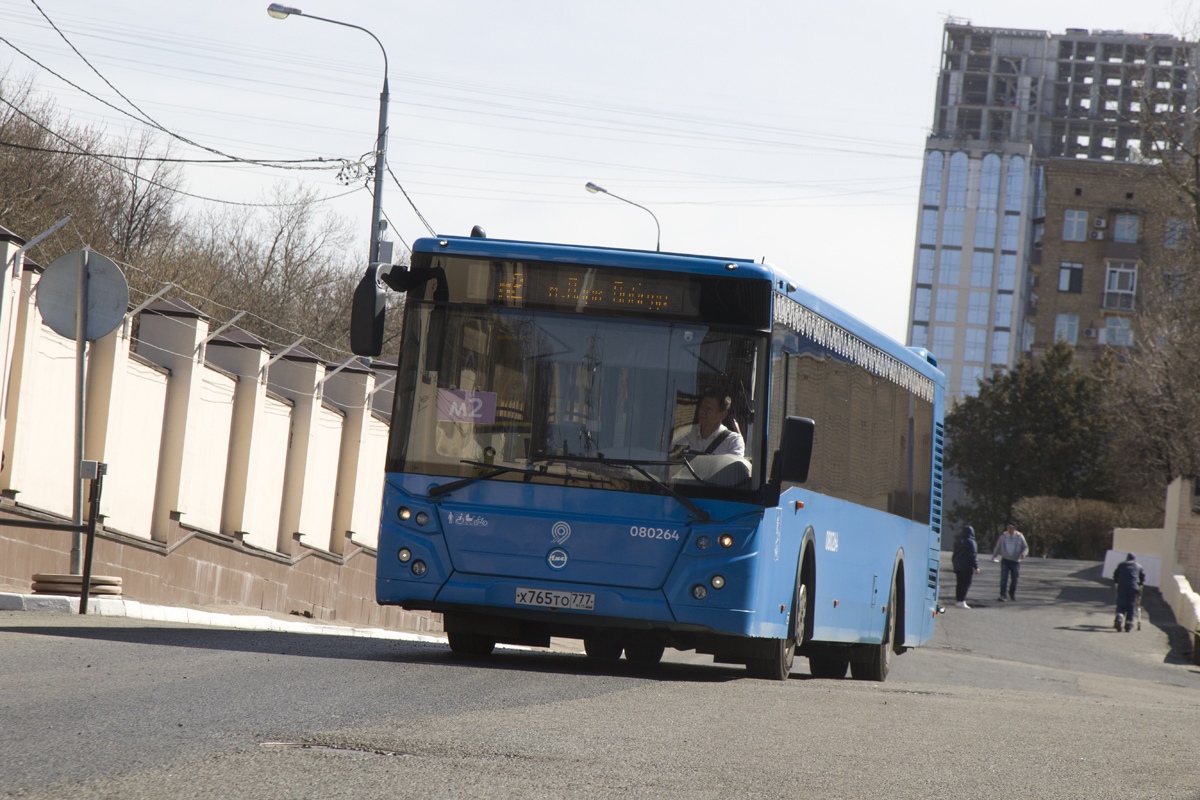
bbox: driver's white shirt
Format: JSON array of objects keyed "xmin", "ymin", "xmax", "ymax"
[{"xmin": 673, "ymin": 423, "xmax": 745, "ymax": 456}]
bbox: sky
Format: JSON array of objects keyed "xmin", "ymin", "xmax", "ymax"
[{"xmin": 0, "ymin": 0, "xmax": 1185, "ymax": 342}]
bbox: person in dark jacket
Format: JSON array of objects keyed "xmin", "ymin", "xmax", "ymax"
[
  {"xmin": 951, "ymin": 525, "xmax": 980, "ymax": 608},
  {"xmin": 1112, "ymin": 553, "xmax": 1145, "ymax": 632}
]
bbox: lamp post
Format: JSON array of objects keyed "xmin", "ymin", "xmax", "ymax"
[
  {"xmin": 585, "ymin": 182, "xmax": 660, "ymax": 251},
  {"xmin": 268, "ymin": 4, "xmax": 390, "ymax": 264}
]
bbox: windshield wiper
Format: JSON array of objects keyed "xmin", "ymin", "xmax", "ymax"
[
  {"xmin": 427, "ymin": 461, "xmax": 547, "ymax": 499},
  {"xmin": 550, "ymin": 454, "xmax": 710, "ymax": 523}
]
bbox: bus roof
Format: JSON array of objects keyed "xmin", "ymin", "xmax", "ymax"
[{"xmin": 412, "ymin": 235, "xmax": 943, "ymax": 386}]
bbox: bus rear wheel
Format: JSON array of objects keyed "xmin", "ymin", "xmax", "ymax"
[
  {"xmin": 807, "ymin": 648, "xmax": 849, "ymax": 679},
  {"xmin": 624, "ymin": 640, "xmax": 665, "ymax": 666},
  {"xmin": 447, "ymin": 632, "xmax": 496, "ymax": 657},
  {"xmin": 851, "ymin": 580, "xmax": 896, "ymax": 682},
  {"xmin": 583, "ymin": 637, "xmax": 623, "ymax": 660}
]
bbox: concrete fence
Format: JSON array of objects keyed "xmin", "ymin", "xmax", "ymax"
[{"xmin": 0, "ymin": 233, "xmax": 436, "ymax": 633}]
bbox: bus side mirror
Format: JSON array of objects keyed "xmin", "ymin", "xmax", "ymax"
[
  {"xmin": 779, "ymin": 416, "xmax": 815, "ymax": 484},
  {"xmin": 350, "ymin": 261, "xmax": 396, "ymax": 357}
]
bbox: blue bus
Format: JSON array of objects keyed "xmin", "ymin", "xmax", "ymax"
[{"xmin": 351, "ymin": 231, "xmax": 944, "ymax": 681}]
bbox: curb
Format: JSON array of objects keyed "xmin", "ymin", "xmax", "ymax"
[{"xmin": 0, "ymin": 591, "xmax": 447, "ymax": 643}]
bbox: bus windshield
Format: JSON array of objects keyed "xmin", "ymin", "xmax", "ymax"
[{"xmin": 389, "ymin": 302, "xmax": 765, "ymax": 499}]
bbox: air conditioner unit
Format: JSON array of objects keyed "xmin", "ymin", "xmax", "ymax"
[
  {"xmin": 1084, "ymin": 328, "xmax": 1097, "ymax": 338},
  {"xmin": 1093, "ymin": 218, "xmax": 1108, "ymax": 229},
  {"xmin": 1089, "ymin": 230, "xmax": 1105, "ymax": 240}
]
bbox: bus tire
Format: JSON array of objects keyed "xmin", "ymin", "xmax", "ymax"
[
  {"xmin": 746, "ymin": 570, "xmax": 806, "ymax": 680},
  {"xmin": 851, "ymin": 578, "xmax": 896, "ymax": 682},
  {"xmin": 806, "ymin": 647, "xmax": 849, "ymax": 679},
  {"xmin": 447, "ymin": 632, "xmax": 496, "ymax": 657},
  {"xmin": 624, "ymin": 640, "xmax": 665, "ymax": 666},
  {"xmin": 583, "ymin": 637, "xmax": 623, "ymax": 660}
]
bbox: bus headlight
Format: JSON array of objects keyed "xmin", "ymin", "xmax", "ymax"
[
  {"xmin": 398, "ymin": 548, "xmax": 412, "ymax": 563},
  {"xmin": 696, "ymin": 536, "xmax": 711, "ymax": 551},
  {"xmin": 710, "ymin": 575, "xmax": 726, "ymax": 590},
  {"xmin": 718, "ymin": 534, "xmax": 734, "ymax": 548},
  {"xmin": 411, "ymin": 560, "xmax": 427, "ymax": 577},
  {"xmin": 415, "ymin": 511, "xmax": 429, "ymax": 527},
  {"xmin": 398, "ymin": 507, "xmax": 412, "ymax": 521},
  {"xmin": 691, "ymin": 584, "xmax": 708, "ymax": 600}
]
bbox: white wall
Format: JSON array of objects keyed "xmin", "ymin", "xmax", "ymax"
[{"xmin": 99, "ymin": 355, "xmax": 168, "ymax": 537}]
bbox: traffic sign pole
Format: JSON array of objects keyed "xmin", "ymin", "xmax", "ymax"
[{"xmin": 70, "ymin": 248, "xmax": 90, "ymax": 573}]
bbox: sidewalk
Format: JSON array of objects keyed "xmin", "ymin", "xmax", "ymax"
[{"xmin": 0, "ymin": 590, "xmax": 587, "ymax": 653}]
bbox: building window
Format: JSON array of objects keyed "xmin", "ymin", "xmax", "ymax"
[
  {"xmin": 1113, "ymin": 213, "xmax": 1139, "ymax": 243},
  {"xmin": 1063, "ymin": 209, "xmax": 1088, "ymax": 241},
  {"xmin": 920, "ymin": 209, "xmax": 938, "ymax": 245},
  {"xmin": 913, "ymin": 288, "xmax": 931, "ymax": 322},
  {"xmin": 935, "ymin": 289, "xmax": 958, "ymax": 322},
  {"xmin": 1054, "ymin": 314, "xmax": 1079, "ymax": 344},
  {"xmin": 970, "ymin": 252, "xmax": 993, "ymax": 287},
  {"xmin": 994, "ymin": 293, "xmax": 1013, "ymax": 325},
  {"xmin": 1165, "ymin": 218, "xmax": 1187, "ymax": 250},
  {"xmin": 943, "ymin": 209, "xmax": 965, "ymax": 247},
  {"xmin": 922, "ymin": 152, "xmax": 944, "ymax": 206},
  {"xmin": 1058, "ymin": 261, "xmax": 1083, "ymax": 293},
  {"xmin": 1001, "ymin": 214, "xmax": 1021, "ymax": 250},
  {"xmin": 910, "ymin": 324, "xmax": 928, "ymax": 348},
  {"xmin": 967, "ymin": 291, "xmax": 990, "ymax": 325},
  {"xmin": 979, "ymin": 154, "xmax": 1001, "ymax": 211},
  {"xmin": 997, "ymin": 254, "xmax": 1016, "ymax": 290},
  {"xmin": 946, "ymin": 152, "xmax": 968, "ymax": 208},
  {"xmin": 938, "ymin": 249, "xmax": 961, "ymax": 285},
  {"xmin": 1105, "ymin": 316, "xmax": 1133, "ymax": 347},
  {"xmin": 974, "ymin": 211, "xmax": 998, "ymax": 248},
  {"xmin": 917, "ymin": 248, "xmax": 935, "ymax": 284},
  {"xmin": 960, "ymin": 365, "xmax": 984, "ymax": 397},
  {"xmin": 991, "ymin": 330, "xmax": 1010, "ymax": 365},
  {"xmin": 963, "ymin": 328, "xmax": 987, "ymax": 361},
  {"xmin": 1103, "ymin": 261, "xmax": 1137, "ymax": 311},
  {"xmin": 932, "ymin": 327, "xmax": 956, "ymax": 361},
  {"xmin": 1005, "ymin": 156, "xmax": 1025, "ymax": 212}
]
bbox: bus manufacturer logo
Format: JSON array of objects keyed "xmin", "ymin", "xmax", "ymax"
[
  {"xmin": 547, "ymin": 548, "xmax": 569, "ymax": 570},
  {"xmin": 551, "ymin": 521, "xmax": 571, "ymax": 545}
]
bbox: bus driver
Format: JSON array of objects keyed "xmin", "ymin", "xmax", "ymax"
[{"xmin": 671, "ymin": 391, "xmax": 745, "ymax": 457}]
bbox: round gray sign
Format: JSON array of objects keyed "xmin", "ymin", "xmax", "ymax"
[{"xmin": 36, "ymin": 250, "xmax": 129, "ymax": 341}]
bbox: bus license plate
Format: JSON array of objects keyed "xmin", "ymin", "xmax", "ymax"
[{"xmin": 514, "ymin": 587, "xmax": 595, "ymax": 611}]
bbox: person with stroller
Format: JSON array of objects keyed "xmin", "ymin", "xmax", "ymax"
[
  {"xmin": 951, "ymin": 524, "xmax": 980, "ymax": 608},
  {"xmin": 1112, "ymin": 552, "xmax": 1145, "ymax": 632}
]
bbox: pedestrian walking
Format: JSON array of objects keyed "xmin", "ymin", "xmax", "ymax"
[
  {"xmin": 1112, "ymin": 552, "xmax": 1145, "ymax": 633},
  {"xmin": 992, "ymin": 521, "xmax": 1029, "ymax": 601},
  {"xmin": 951, "ymin": 524, "xmax": 980, "ymax": 608}
]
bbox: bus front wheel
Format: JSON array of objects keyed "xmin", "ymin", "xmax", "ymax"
[{"xmin": 746, "ymin": 572, "xmax": 806, "ymax": 680}]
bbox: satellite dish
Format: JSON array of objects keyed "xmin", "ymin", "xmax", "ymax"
[{"xmin": 35, "ymin": 250, "xmax": 129, "ymax": 342}]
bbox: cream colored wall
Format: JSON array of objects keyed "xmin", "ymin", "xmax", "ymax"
[
  {"xmin": 4, "ymin": 316, "xmax": 76, "ymax": 517},
  {"xmin": 176, "ymin": 368, "xmax": 235, "ymax": 534},
  {"xmin": 2, "ymin": 294, "xmax": 394, "ymax": 562},
  {"xmin": 239, "ymin": 394, "xmax": 290, "ymax": 551},
  {"xmin": 351, "ymin": 414, "xmax": 389, "ymax": 549},
  {"xmin": 297, "ymin": 403, "xmax": 343, "ymax": 551},
  {"xmin": 98, "ymin": 355, "xmax": 167, "ymax": 537}
]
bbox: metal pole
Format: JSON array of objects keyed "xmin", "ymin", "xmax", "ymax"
[
  {"xmin": 370, "ymin": 76, "xmax": 389, "ymax": 264},
  {"xmin": 70, "ymin": 248, "xmax": 89, "ymax": 574},
  {"xmin": 78, "ymin": 465, "xmax": 104, "ymax": 615}
]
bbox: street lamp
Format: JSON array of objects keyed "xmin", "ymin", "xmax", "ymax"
[
  {"xmin": 267, "ymin": 4, "xmax": 391, "ymax": 264},
  {"xmin": 585, "ymin": 182, "xmax": 660, "ymax": 251}
]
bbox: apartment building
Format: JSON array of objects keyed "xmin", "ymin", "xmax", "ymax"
[{"xmin": 908, "ymin": 21, "xmax": 1194, "ymax": 402}]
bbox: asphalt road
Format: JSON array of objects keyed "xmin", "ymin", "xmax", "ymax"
[{"xmin": 1, "ymin": 556, "xmax": 1197, "ymax": 800}]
